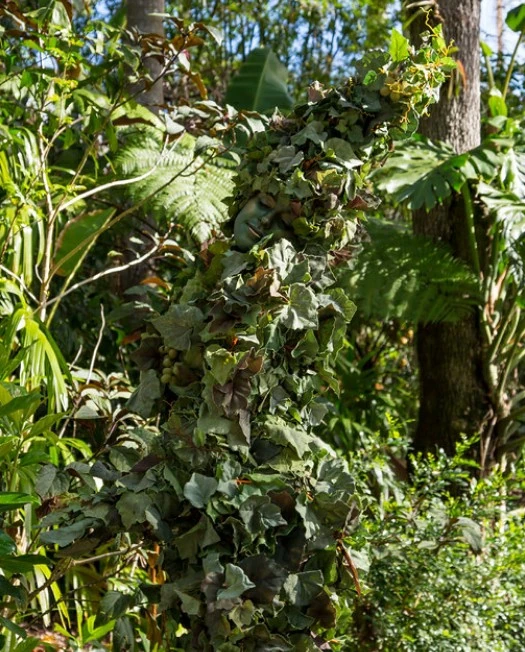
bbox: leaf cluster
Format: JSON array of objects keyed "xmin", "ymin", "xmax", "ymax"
[{"xmin": 36, "ymin": 29, "xmax": 456, "ymax": 650}]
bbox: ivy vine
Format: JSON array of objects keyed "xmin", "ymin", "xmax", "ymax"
[{"xmin": 39, "ymin": 29, "xmax": 454, "ymax": 651}]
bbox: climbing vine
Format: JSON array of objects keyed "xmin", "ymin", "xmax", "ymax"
[{"xmin": 39, "ymin": 29, "xmax": 454, "ymax": 651}]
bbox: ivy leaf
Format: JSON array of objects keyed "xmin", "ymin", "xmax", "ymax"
[
  {"xmin": 212, "ymin": 369, "xmax": 252, "ymax": 416},
  {"xmin": 272, "ymin": 145, "xmax": 304, "ymax": 174},
  {"xmin": 205, "ymin": 345, "xmax": 238, "ymax": 385},
  {"xmin": 291, "ymin": 121, "xmax": 327, "ymax": 146},
  {"xmin": 116, "ymin": 492, "xmax": 153, "ymax": 529},
  {"xmin": 216, "ymin": 563, "xmax": 256, "ymax": 600},
  {"xmin": 324, "ymin": 138, "xmax": 362, "ymax": 169},
  {"xmin": 264, "ymin": 416, "xmax": 313, "ymax": 457},
  {"xmin": 173, "ymin": 516, "xmax": 220, "ymax": 560},
  {"xmin": 159, "ymin": 584, "xmax": 201, "ymax": 615},
  {"xmin": 183, "ymin": 473, "xmax": 218, "ymax": 509},
  {"xmin": 389, "ymin": 29, "xmax": 410, "ymax": 62},
  {"xmin": 239, "ymin": 495, "xmax": 287, "ymax": 534},
  {"xmin": 126, "ymin": 369, "xmax": 161, "ymax": 418},
  {"xmin": 280, "ymin": 284, "xmax": 318, "ymax": 330},
  {"xmin": 239, "ymin": 555, "xmax": 288, "ymax": 604},
  {"xmin": 152, "ymin": 305, "xmax": 204, "ymax": 350},
  {"xmin": 282, "ymin": 570, "xmax": 325, "ymax": 607}
]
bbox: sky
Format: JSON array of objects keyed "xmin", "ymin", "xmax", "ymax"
[{"xmin": 481, "ymin": 0, "xmax": 524, "ymax": 55}]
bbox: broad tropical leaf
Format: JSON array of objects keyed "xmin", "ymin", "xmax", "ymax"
[
  {"xmin": 225, "ymin": 48, "xmax": 294, "ymax": 113},
  {"xmin": 374, "ymin": 137, "xmax": 467, "ymax": 210}
]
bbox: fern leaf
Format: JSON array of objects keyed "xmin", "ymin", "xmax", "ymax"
[
  {"xmin": 349, "ymin": 219, "xmax": 482, "ymax": 323},
  {"xmin": 114, "ymin": 129, "xmax": 237, "ymax": 243}
]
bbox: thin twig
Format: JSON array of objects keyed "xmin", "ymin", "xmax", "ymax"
[
  {"xmin": 0, "ymin": 264, "xmax": 39, "ymax": 303},
  {"xmin": 45, "ymin": 236, "xmax": 163, "ymax": 308},
  {"xmin": 87, "ymin": 303, "xmax": 106, "ymax": 386},
  {"xmin": 337, "ymin": 541, "xmax": 362, "ymax": 596}
]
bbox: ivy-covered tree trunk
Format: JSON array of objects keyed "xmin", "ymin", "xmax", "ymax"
[
  {"xmin": 38, "ymin": 31, "xmax": 452, "ymax": 650},
  {"xmin": 408, "ymin": 0, "xmax": 491, "ymax": 457}
]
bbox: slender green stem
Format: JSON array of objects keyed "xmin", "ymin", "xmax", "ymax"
[
  {"xmin": 502, "ymin": 31, "xmax": 524, "ymax": 100},
  {"xmin": 483, "ymin": 50, "xmax": 495, "ymax": 91},
  {"xmin": 461, "ymin": 183, "xmax": 481, "ymax": 277}
]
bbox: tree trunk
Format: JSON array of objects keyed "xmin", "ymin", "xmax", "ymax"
[
  {"xmin": 408, "ymin": 0, "xmax": 491, "ymax": 456},
  {"xmin": 126, "ymin": 0, "xmax": 165, "ymax": 110}
]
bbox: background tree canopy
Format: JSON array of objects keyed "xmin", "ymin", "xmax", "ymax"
[{"xmin": 0, "ymin": 0, "xmax": 525, "ymax": 650}]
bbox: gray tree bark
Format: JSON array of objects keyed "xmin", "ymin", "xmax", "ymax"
[
  {"xmin": 409, "ymin": 0, "xmax": 491, "ymax": 456},
  {"xmin": 127, "ymin": 0, "xmax": 165, "ymax": 109}
]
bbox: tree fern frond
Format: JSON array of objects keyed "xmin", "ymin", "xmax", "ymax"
[
  {"xmin": 349, "ymin": 219, "xmax": 482, "ymax": 323},
  {"xmin": 114, "ymin": 129, "xmax": 237, "ymax": 243}
]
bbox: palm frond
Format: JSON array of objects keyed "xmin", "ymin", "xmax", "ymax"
[
  {"xmin": 114, "ymin": 129, "xmax": 237, "ymax": 243},
  {"xmin": 349, "ymin": 219, "xmax": 482, "ymax": 323}
]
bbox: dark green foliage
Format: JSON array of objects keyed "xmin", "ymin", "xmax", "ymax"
[
  {"xmin": 38, "ymin": 31, "xmax": 453, "ymax": 650},
  {"xmin": 350, "ymin": 218, "xmax": 482, "ymax": 323},
  {"xmin": 346, "ymin": 431, "xmax": 525, "ymax": 651}
]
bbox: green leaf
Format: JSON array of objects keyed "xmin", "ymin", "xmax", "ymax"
[
  {"xmin": 0, "ymin": 532, "xmax": 16, "ymax": 556},
  {"xmin": 173, "ymin": 516, "xmax": 220, "ymax": 560},
  {"xmin": 280, "ymin": 284, "xmax": 318, "ymax": 330},
  {"xmin": 159, "ymin": 584, "xmax": 202, "ymax": 614},
  {"xmin": 100, "ymin": 591, "xmax": 134, "ymax": 618},
  {"xmin": 35, "ymin": 464, "xmax": 69, "ymax": 498},
  {"xmin": 389, "ymin": 29, "xmax": 410, "ymax": 63},
  {"xmin": 480, "ymin": 40, "xmax": 493, "ymax": 57},
  {"xmin": 506, "ymin": 4, "xmax": 525, "ymax": 32},
  {"xmin": 282, "ymin": 570, "xmax": 325, "ymax": 607},
  {"xmin": 263, "ymin": 416, "xmax": 313, "ymax": 458},
  {"xmin": 239, "ymin": 495, "xmax": 287, "ymax": 534},
  {"xmin": 183, "ymin": 473, "xmax": 218, "ymax": 509},
  {"xmin": 324, "ymin": 138, "xmax": 362, "ymax": 169},
  {"xmin": 0, "ymin": 616, "xmax": 26, "ymax": 639},
  {"xmin": 126, "ymin": 369, "xmax": 161, "ymax": 418},
  {"xmin": 488, "ymin": 89, "xmax": 508, "ymax": 117},
  {"xmin": 0, "ymin": 391, "xmax": 41, "ymax": 423},
  {"xmin": 0, "ymin": 492, "xmax": 39, "ymax": 512},
  {"xmin": 84, "ymin": 619, "xmax": 117, "ymax": 644},
  {"xmin": 456, "ymin": 517, "xmax": 483, "ymax": 552},
  {"xmin": 152, "ymin": 305, "xmax": 204, "ymax": 350},
  {"xmin": 116, "ymin": 492, "xmax": 153, "ymax": 529},
  {"xmin": 216, "ymin": 563, "xmax": 256, "ymax": 600},
  {"xmin": 205, "ymin": 346, "xmax": 238, "ymax": 385},
  {"xmin": 0, "ymin": 554, "xmax": 50, "ymax": 573},
  {"xmin": 53, "ymin": 208, "xmax": 115, "ymax": 276},
  {"xmin": 350, "ymin": 219, "xmax": 481, "ymax": 323},
  {"xmin": 0, "ymin": 575, "xmax": 26, "ymax": 603},
  {"xmin": 40, "ymin": 519, "xmax": 96, "ymax": 547},
  {"xmin": 225, "ymin": 48, "xmax": 294, "ymax": 113},
  {"xmin": 375, "ymin": 138, "xmax": 467, "ymax": 211}
]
